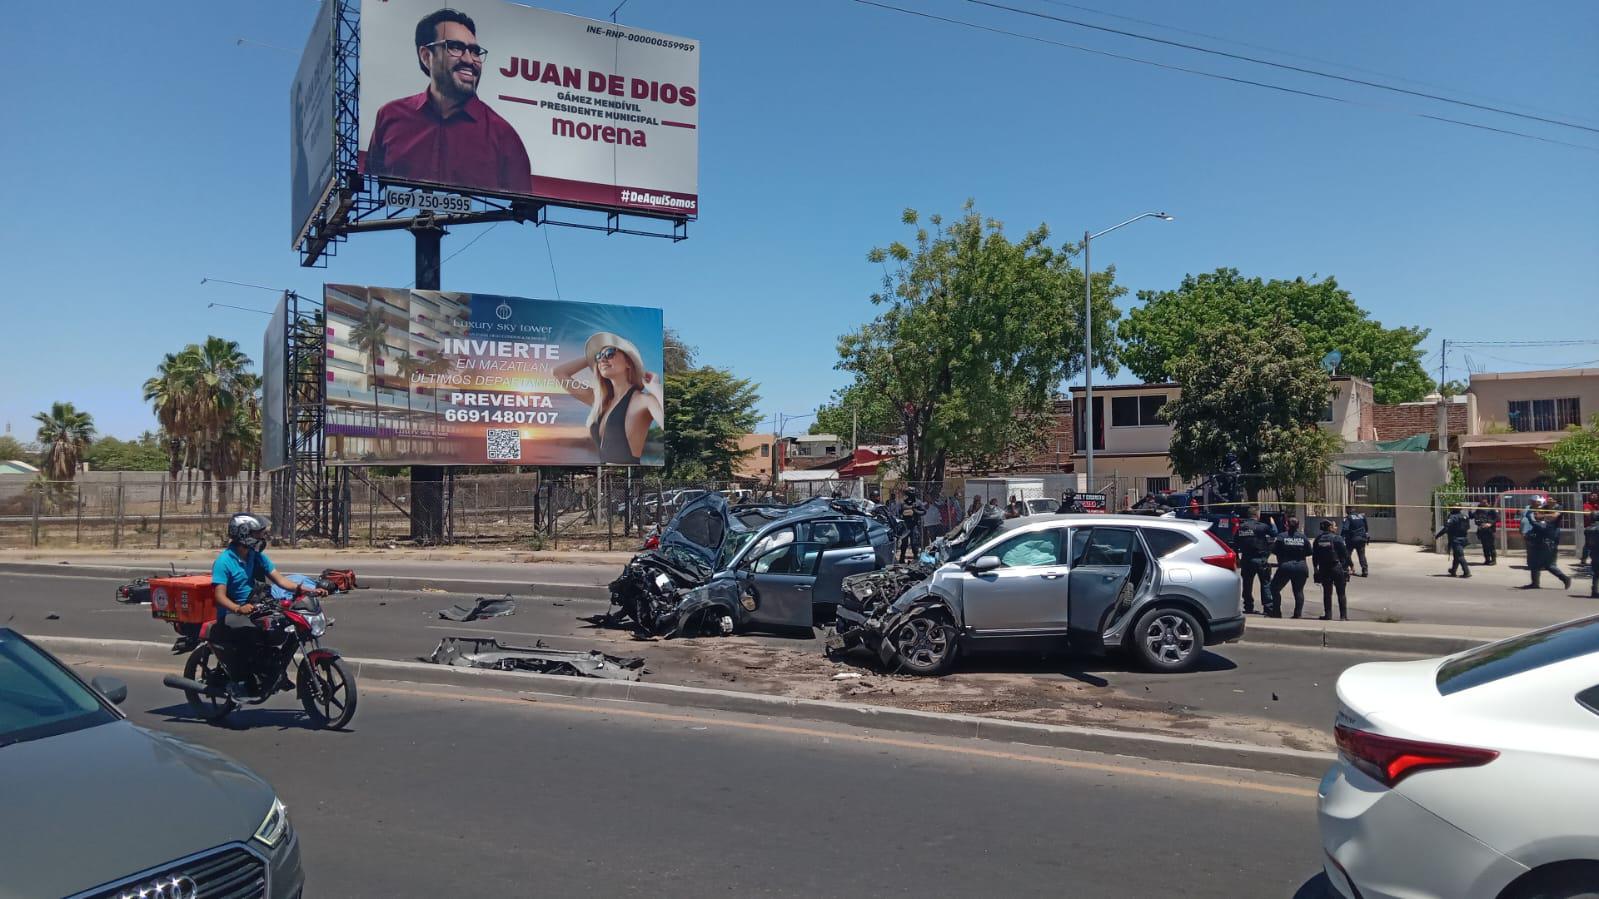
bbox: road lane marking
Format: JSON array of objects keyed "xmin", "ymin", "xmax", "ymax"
[{"xmin": 78, "ymin": 658, "xmax": 1318, "ymax": 799}]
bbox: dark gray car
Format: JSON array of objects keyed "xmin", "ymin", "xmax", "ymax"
[{"xmin": 0, "ymin": 628, "xmax": 304, "ymax": 899}]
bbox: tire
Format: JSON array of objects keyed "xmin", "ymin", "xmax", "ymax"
[
  {"xmin": 298, "ymin": 657, "xmax": 358, "ymax": 730},
  {"xmin": 889, "ymin": 613, "xmax": 958, "ymax": 676},
  {"xmin": 1131, "ymin": 606, "xmax": 1203, "ymax": 673},
  {"xmin": 183, "ymin": 644, "xmax": 236, "ymax": 723},
  {"xmin": 1504, "ymin": 863, "xmax": 1599, "ymax": 899}
]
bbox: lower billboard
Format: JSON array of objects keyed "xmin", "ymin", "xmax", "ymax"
[{"xmin": 323, "ymin": 285, "xmax": 664, "ymax": 466}]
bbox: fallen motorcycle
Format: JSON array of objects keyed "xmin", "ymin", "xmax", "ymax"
[{"xmin": 162, "ymin": 588, "xmax": 357, "ymax": 729}]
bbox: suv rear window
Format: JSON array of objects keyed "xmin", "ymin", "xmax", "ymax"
[
  {"xmin": 1436, "ymin": 615, "xmax": 1599, "ymax": 696},
  {"xmin": 1141, "ymin": 528, "xmax": 1196, "ymax": 558}
]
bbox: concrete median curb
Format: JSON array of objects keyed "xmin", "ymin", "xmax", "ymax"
[
  {"xmin": 0, "ymin": 561, "xmax": 610, "ymax": 602},
  {"xmin": 1242, "ymin": 620, "xmax": 1513, "ymax": 655},
  {"xmin": 37, "ymin": 634, "xmax": 1334, "ymax": 778}
]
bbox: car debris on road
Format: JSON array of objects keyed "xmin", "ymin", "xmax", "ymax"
[
  {"xmin": 436, "ymin": 597, "xmax": 518, "ymax": 621},
  {"xmin": 426, "ymin": 635, "xmax": 645, "ymax": 680}
]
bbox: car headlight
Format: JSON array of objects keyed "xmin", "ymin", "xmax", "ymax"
[{"xmin": 253, "ymin": 797, "xmax": 291, "ymax": 849}]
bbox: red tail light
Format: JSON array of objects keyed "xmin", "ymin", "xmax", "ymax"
[
  {"xmin": 1201, "ymin": 528, "xmax": 1237, "ymax": 571},
  {"xmin": 1334, "ymin": 724, "xmax": 1498, "ymax": 787}
]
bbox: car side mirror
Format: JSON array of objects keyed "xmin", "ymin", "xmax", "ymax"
[
  {"xmin": 967, "ymin": 555, "xmax": 1002, "ymax": 573},
  {"xmin": 90, "ymin": 675, "xmax": 128, "ymax": 706}
]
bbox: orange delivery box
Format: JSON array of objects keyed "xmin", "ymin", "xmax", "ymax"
[{"xmin": 148, "ymin": 575, "xmax": 217, "ymax": 625}]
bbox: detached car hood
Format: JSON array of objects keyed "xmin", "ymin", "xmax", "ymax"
[{"xmin": 0, "ymin": 720, "xmax": 275, "ymax": 899}]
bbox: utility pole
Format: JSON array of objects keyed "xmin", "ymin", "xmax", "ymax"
[
  {"xmin": 1437, "ymin": 338, "xmax": 1449, "ymax": 452},
  {"xmin": 852, "ymin": 407, "xmax": 858, "ymax": 450},
  {"xmin": 410, "ymin": 216, "xmax": 448, "ymax": 543}
]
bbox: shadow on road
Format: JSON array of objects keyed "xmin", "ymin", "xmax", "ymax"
[
  {"xmin": 146, "ymin": 701, "xmax": 347, "ymax": 734},
  {"xmin": 1292, "ymin": 872, "xmax": 1331, "ymax": 898}
]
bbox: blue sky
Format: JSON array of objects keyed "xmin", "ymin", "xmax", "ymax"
[{"xmin": 3, "ymin": 0, "xmax": 1595, "ymax": 441}]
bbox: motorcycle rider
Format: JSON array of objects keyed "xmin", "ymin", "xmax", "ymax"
[
  {"xmin": 1312, "ymin": 520, "xmax": 1353, "ymax": 621},
  {"xmin": 1233, "ymin": 506, "xmax": 1277, "ymax": 615},
  {"xmin": 1268, "ymin": 517, "xmax": 1312, "ymax": 618},
  {"xmin": 1435, "ymin": 506, "xmax": 1473, "ymax": 578},
  {"xmin": 211, "ymin": 513, "xmax": 326, "ymax": 692},
  {"xmin": 1341, "ymin": 507, "xmax": 1371, "ymax": 577}
]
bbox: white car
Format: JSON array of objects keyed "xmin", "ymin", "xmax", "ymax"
[{"xmin": 1318, "ymin": 615, "xmax": 1599, "ymax": 898}]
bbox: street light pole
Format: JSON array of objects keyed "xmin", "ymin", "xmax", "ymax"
[{"xmin": 1082, "ymin": 212, "xmax": 1173, "ymax": 492}]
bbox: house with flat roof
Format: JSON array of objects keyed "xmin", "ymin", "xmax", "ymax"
[{"xmin": 1459, "ymin": 368, "xmax": 1598, "ymax": 489}]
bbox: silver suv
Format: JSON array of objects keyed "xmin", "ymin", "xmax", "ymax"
[{"xmin": 831, "ymin": 514, "xmax": 1244, "ymax": 674}]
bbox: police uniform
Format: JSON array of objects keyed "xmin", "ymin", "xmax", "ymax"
[
  {"xmin": 1586, "ymin": 519, "xmax": 1599, "ymax": 597},
  {"xmin": 1268, "ymin": 529, "xmax": 1312, "ymax": 618},
  {"xmin": 1233, "ymin": 516, "xmax": 1277, "ymax": 614},
  {"xmin": 1526, "ymin": 513, "xmax": 1572, "ymax": 590},
  {"xmin": 1473, "ymin": 509, "xmax": 1498, "ymax": 565},
  {"xmin": 1434, "ymin": 511, "xmax": 1473, "ymax": 578},
  {"xmin": 1312, "ymin": 530, "xmax": 1353, "ymax": 620},
  {"xmin": 1341, "ymin": 512, "xmax": 1370, "ymax": 576}
]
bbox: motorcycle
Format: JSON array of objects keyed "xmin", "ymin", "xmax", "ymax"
[{"xmin": 162, "ymin": 588, "xmax": 358, "ymax": 729}]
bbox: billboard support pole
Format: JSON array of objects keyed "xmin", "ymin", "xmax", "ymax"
[{"xmin": 410, "ymin": 217, "xmax": 449, "ymax": 544}]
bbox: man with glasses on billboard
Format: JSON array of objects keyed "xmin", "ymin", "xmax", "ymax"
[{"xmin": 366, "ymin": 9, "xmax": 533, "ymax": 196}]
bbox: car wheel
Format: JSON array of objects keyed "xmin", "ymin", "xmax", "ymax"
[
  {"xmin": 1506, "ymin": 864, "xmax": 1599, "ymax": 899},
  {"xmin": 183, "ymin": 644, "xmax": 236, "ymax": 722},
  {"xmin": 298, "ymin": 657, "xmax": 358, "ymax": 730},
  {"xmin": 1132, "ymin": 606, "xmax": 1202, "ymax": 673},
  {"xmin": 890, "ymin": 613, "xmax": 957, "ymax": 676}
]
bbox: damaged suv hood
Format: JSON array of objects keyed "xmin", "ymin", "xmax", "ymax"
[{"xmin": 660, "ymin": 491, "xmax": 737, "ymax": 570}]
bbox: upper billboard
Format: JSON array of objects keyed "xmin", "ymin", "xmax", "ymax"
[
  {"xmin": 290, "ymin": 1, "xmax": 337, "ymax": 249},
  {"xmin": 358, "ymin": 1, "xmax": 699, "ymax": 219},
  {"xmin": 323, "ymin": 285, "xmax": 665, "ymax": 466}
]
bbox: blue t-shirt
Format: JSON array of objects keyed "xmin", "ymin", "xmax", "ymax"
[{"xmin": 211, "ymin": 549, "xmax": 275, "ymax": 619}]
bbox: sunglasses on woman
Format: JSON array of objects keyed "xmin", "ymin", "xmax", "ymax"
[{"xmin": 593, "ymin": 346, "xmax": 619, "ymax": 363}]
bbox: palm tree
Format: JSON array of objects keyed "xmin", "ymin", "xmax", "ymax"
[
  {"xmin": 144, "ymin": 351, "xmax": 195, "ymax": 489},
  {"xmin": 348, "ymin": 304, "xmax": 390, "ymax": 458},
  {"xmin": 33, "ymin": 401, "xmax": 95, "ymax": 482}
]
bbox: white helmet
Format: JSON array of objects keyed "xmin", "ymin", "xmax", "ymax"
[{"xmin": 226, "ymin": 513, "xmax": 271, "ymax": 551}]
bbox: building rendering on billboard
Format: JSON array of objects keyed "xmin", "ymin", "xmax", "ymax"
[
  {"xmin": 290, "ymin": 0, "xmax": 337, "ymax": 249},
  {"xmin": 358, "ymin": 1, "xmax": 699, "ymax": 218},
  {"xmin": 323, "ymin": 285, "xmax": 665, "ymax": 466}
]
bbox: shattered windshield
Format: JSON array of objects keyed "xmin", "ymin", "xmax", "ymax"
[{"xmin": 718, "ymin": 530, "xmax": 758, "ymax": 571}]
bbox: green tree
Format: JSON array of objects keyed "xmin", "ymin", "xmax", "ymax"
[
  {"xmin": 1161, "ymin": 321, "xmax": 1344, "ymax": 499},
  {"xmin": 1436, "ymin": 379, "xmax": 1468, "ymax": 398},
  {"xmin": 662, "ymin": 366, "xmax": 761, "ymax": 480},
  {"xmin": 663, "ymin": 328, "xmax": 697, "ymax": 376},
  {"xmin": 1119, "ymin": 269, "xmax": 1432, "ymax": 404},
  {"xmin": 1539, "ymin": 415, "xmax": 1599, "ymax": 485},
  {"xmin": 83, "ymin": 432, "xmax": 168, "ymax": 471},
  {"xmin": 811, "ymin": 384, "xmax": 899, "ymax": 448},
  {"xmin": 0, "ymin": 434, "xmax": 30, "ymax": 463},
  {"xmin": 142, "ymin": 339, "xmax": 260, "ymax": 512},
  {"xmin": 834, "ymin": 203, "xmax": 1124, "ymax": 483},
  {"xmin": 33, "ymin": 402, "xmax": 96, "ymax": 481}
]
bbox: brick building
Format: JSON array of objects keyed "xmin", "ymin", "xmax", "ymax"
[{"xmin": 1370, "ymin": 395, "xmax": 1470, "ymax": 447}]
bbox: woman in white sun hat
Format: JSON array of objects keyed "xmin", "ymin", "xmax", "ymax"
[{"xmin": 552, "ymin": 331, "xmax": 663, "ymax": 463}]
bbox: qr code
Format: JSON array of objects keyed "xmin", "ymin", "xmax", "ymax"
[{"xmin": 485, "ymin": 429, "xmax": 522, "ymax": 461}]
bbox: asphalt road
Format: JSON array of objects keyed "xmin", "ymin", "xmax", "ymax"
[
  {"xmin": 65, "ymin": 659, "xmax": 1331, "ymax": 898},
  {"xmin": 3, "ymin": 572, "xmax": 1409, "ymax": 734}
]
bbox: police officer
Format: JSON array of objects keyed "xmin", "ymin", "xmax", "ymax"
[
  {"xmin": 898, "ymin": 488, "xmax": 926, "ymax": 563},
  {"xmin": 1312, "ymin": 520, "xmax": 1353, "ymax": 621},
  {"xmin": 1057, "ymin": 486, "xmax": 1086, "ymax": 514},
  {"xmin": 1341, "ymin": 507, "xmax": 1371, "ymax": 577},
  {"xmin": 1586, "ymin": 516, "xmax": 1599, "ymax": 598},
  {"xmin": 1216, "ymin": 451, "xmax": 1244, "ymax": 504},
  {"xmin": 1522, "ymin": 503, "xmax": 1572, "ymax": 590},
  {"xmin": 1268, "ymin": 517, "xmax": 1312, "ymax": 618},
  {"xmin": 1473, "ymin": 506, "xmax": 1498, "ymax": 565},
  {"xmin": 1434, "ymin": 506, "xmax": 1473, "ymax": 578},
  {"xmin": 1233, "ymin": 506, "xmax": 1277, "ymax": 615}
]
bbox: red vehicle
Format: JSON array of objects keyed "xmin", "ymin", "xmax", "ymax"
[{"xmin": 162, "ymin": 588, "xmax": 357, "ymax": 729}]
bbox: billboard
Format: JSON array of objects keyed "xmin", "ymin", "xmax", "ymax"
[
  {"xmin": 358, "ymin": 1, "xmax": 698, "ymax": 218},
  {"xmin": 291, "ymin": 1, "xmax": 337, "ymax": 249},
  {"xmin": 261, "ymin": 295, "xmax": 288, "ymax": 473},
  {"xmin": 323, "ymin": 285, "xmax": 664, "ymax": 466}
]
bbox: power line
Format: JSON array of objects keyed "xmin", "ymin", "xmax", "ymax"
[
  {"xmin": 964, "ymin": 0, "xmax": 1599, "ymax": 136},
  {"xmin": 543, "ymin": 227, "xmax": 563, "ymax": 300},
  {"xmin": 1035, "ymin": 0, "xmax": 1599, "ymax": 128},
  {"xmin": 852, "ymin": 1, "xmax": 1599, "ymax": 153}
]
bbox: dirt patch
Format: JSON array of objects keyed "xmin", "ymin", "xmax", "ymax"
[{"xmin": 568, "ymin": 626, "xmax": 1335, "ymax": 752}]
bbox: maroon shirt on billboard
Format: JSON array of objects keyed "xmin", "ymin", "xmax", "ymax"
[{"xmin": 366, "ymin": 92, "xmax": 532, "ymax": 196}]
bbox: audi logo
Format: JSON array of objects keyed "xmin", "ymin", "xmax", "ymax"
[{"xmin": 115, "ymin": 874, "xmax": 198, "ymax": 899}]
